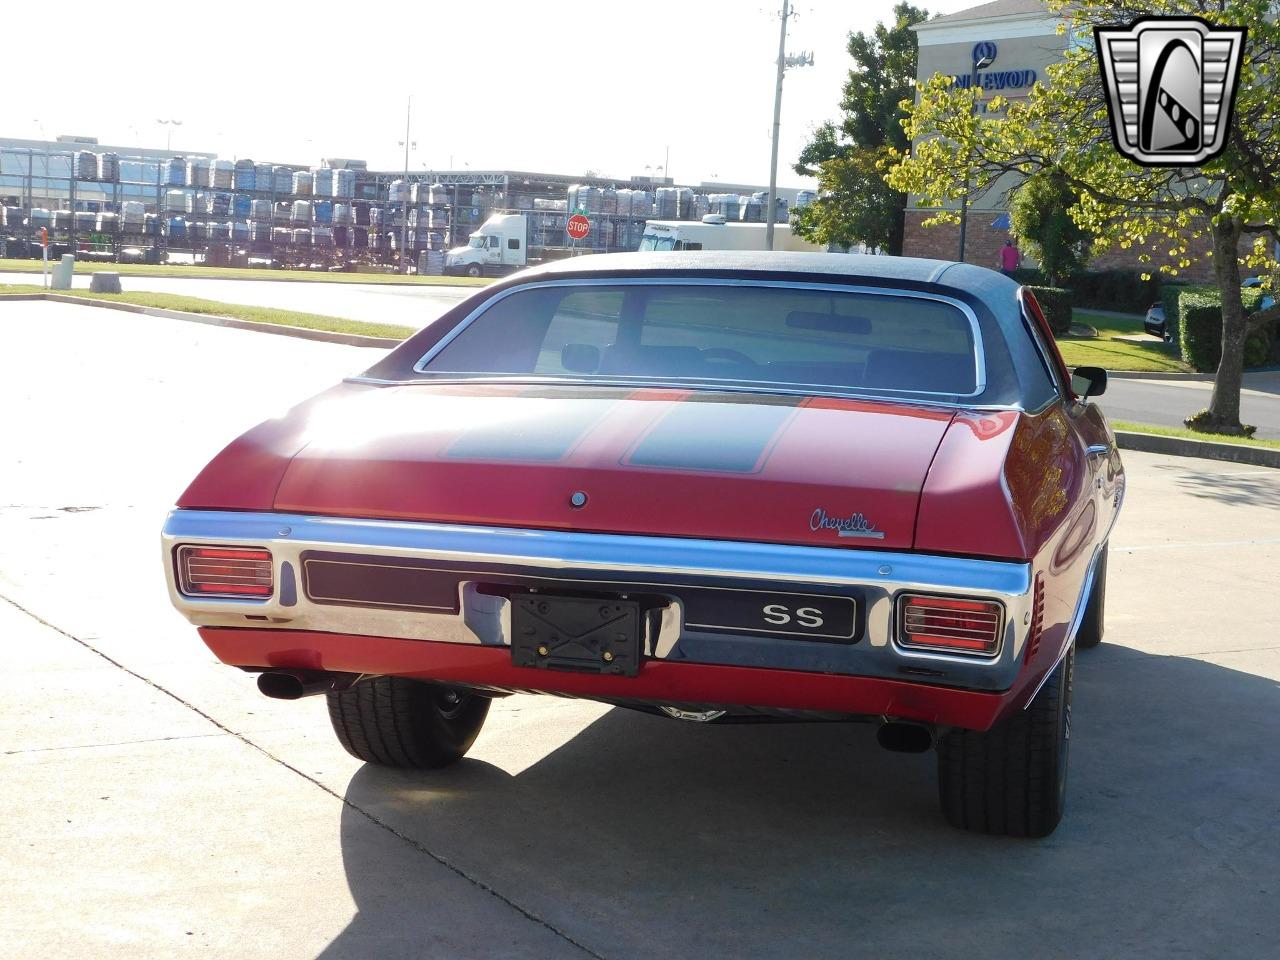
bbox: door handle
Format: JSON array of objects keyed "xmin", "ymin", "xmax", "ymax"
[{"xmin": 1085, "ymin": 444, "xmax": 1109, "ymax": 459}]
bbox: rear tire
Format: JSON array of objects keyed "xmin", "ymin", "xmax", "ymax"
[
  {"xmin": 1074, "ymin": 545, "xmax": 1108, "ymax": 650},
  {"xmin": 937, "ymin": 646, "xmax": 1073, "ymax": 837},
  {"xmin": 326, "ymin": 677, "xmax": 490, "ymax": 769}
]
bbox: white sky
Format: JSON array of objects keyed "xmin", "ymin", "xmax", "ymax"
[{"xmin": 5, "ymin": 0, "xmax": 975, "ymax": 187}]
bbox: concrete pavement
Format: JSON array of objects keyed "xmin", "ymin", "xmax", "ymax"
[{"xmin": 3, "ymin": 301, "xmax": 1279, "ymax": 958}]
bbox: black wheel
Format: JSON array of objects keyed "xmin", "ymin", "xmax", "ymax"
[
  {"xmin": 327, "ymin": 677, "xmax": 490, "ymax": 769},
  {"xmin": 465, "ymin": 263, "xmax": 483, "ymax": 278},
  {"xmin": 1074, "ymin": 545, "xmax": 1108, "ymax": 650},
  {"xmin": 937, "ymin": 646, "xmax": 1074, "ymax": 838}
]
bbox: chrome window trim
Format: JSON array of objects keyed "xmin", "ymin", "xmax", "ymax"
[
  {"xmin": 345, "ymin": 373, "xmax": 1028, "ymax": 415},
  {"xmin": 1016, "ymin": 286, "xmax": 1070, "ymax": 401},
  {"xmin": 408, "ymin": 277, "xmax": 989, "ymax": 401}
]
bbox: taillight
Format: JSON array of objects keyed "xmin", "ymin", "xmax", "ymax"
[
  {"xmin": 177, "ymin": 545, "xmax": 273, "ymax": 598},
  {"xmin": 897, "ymin": 594, "xmax": 1003, "ymax": 657}
]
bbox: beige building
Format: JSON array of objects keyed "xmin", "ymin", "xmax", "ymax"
[{"xmin": 904, "ymin": 0, "xmax": 1066, "ymax": 268}]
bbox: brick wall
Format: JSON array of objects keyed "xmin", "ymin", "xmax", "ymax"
[
  {"xmin": 904, "ymin": 209, "xmax": 1257, "ymax": 283},
  {"xmin": 902, "ymin": 211, "xmax": 1011, "ymax": 271}
]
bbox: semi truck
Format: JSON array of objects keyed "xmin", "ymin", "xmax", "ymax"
[
  {"xmin": 638, "ymin": 216, "xmax": 828, "ymax": 253},
  {"xmin": 444, "ymin": 213, "xmax": 530, "ymax": 276}
]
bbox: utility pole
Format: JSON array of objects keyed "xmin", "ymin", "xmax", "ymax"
[
  {"xmin": 765, "ymin": 2, "xmax": 812, "ymax": 251},
  {"xmin": 399, "ymin": 96, "xmax": 413, "ymax": 275}
]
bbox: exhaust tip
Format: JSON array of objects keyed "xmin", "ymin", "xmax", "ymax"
[
  {"xmin": 257, "ymin": 671, "xmax": 309, "ymax": 700},
  {"xmin": 877, "ymin": 721, "xmax": 934, "ymax": 754}
]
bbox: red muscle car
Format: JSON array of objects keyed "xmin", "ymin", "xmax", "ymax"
[{"xmin": 162, "ymin": 252, "xmax": 1123, "ymax": 837}]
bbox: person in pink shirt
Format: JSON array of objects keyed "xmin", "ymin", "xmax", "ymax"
[{"xmin": 999, "ymin": 239, "xmax": 1021, "ymax": 275}]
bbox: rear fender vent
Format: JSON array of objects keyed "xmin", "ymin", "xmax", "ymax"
[{"xmin": 1027, "ymin": 572, "xmax": 1046, "ymax": 659}]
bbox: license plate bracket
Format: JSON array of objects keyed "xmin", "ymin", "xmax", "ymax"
[{"xmin": 510, "ymin": 592, "xmax": 642, "ymax": 676}]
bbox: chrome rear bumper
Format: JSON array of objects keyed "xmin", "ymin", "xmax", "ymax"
[{"xmin": 162, "ymin": 510, "xmax": 1033, "ymax": 692}]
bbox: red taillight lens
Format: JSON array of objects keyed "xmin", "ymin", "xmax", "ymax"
[
  {"xmin": 898, "ymin": 594, "xmax": 1003, "ymax": 657},
  {"xmin": 177, "ymin": 545, "xmax": 273, "ymax": 598}
]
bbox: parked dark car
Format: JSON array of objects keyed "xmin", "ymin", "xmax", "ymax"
[{"xmin": 1144, "ymin": 301, "xmax": 1169, "ymax": 341}]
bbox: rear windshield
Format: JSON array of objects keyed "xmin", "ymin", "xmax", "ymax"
[{"xmin": 417, "ymin": 281, "xmax": 981, "ymax": 397}]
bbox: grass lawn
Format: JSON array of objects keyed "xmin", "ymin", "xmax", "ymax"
[
  {"xmin": 0, "ymin": 284, "xmax": 415, "ymax": 340},
  {"xmin": 1056, "ymin": 310, "xmax": 1188, "ymax": 373},
  {"xmin": 1112, "ymin": 420, "xmax": 1280, "ymax": 450},
  {"xmin": 0, "ymin": 257, "xmax": 491, "ymax": 288}
]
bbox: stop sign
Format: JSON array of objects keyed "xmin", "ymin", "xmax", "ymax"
[{"xmin": 566, "ymin": 214, "xmax": 590, "ymax": 241}]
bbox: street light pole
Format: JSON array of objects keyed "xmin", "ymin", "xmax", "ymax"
[
  {"xmin": 156, "ymin": 118, "xmax": 182, "ymax": 154},
  {"xmin": 399, "ymin": 96, "xmax": 413, "ymax": 275},
  {"xmin": 955, "ymin": 51, "xmax": 993, "ymax": 262}
]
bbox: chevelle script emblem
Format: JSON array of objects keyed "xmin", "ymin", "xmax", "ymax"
[{"xmin": 810, "ymin": 508, "xmax": 886, "ymax": 540}]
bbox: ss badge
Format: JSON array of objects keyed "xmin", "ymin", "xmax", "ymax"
[{"xmin": 762, "ymin": 604, "xmax": 825, "ymax": 629}]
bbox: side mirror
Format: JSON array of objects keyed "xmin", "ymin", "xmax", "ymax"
[
  {"xmin": 1071, "ymin": 365, "xmax": 1107, "ymax": 399},
  {"xmin": 561, "ymin": 343, "xmax": 601, "ymax": 374}
]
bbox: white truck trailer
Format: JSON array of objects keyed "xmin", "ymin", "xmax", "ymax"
[
  {"xmin": 638, "ymin": 216, "xmax": 828, "ymax": 253},
  {"xmin": 444, "ymin": 214, "xmax": 530, "ymax": 277}
]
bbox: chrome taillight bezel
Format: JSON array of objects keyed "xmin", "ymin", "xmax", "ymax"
[
  {"xmin": 894, "ymin": 592, "xmax": 1005, "ymax": 659},
  {"xmin": 175, "ymin": 544, "xmax": 274, "ymax": 600}
]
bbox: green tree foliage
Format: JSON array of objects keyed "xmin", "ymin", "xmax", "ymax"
[
  {"xmin": 792, "ymin": 3, "xmax": 930, "ymax": 254},
  {"xmin": 1009, "ymin": 170, "xmax": 1095, "ymax": 286},
  {"xmin": 888, "ymin": 0, "xmax": 1280, "ymax": 435}
]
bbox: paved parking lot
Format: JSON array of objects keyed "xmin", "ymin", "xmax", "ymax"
[{"xmin": 2, "ymin": 301, "xmax": 1278, "ymax": 958}]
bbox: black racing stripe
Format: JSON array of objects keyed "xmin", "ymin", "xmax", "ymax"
[
  {"xmin": 445, "ymin": 397, "xmax": 617, "ymax": 462},
  {"xmin": 626, "ymin": 401, "xmax": 796, "ymax": 473}
]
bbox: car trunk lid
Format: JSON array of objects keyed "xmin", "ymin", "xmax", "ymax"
[{"xmin": 273, "ymin": 383, "xmax": 955, "ymax": 550}]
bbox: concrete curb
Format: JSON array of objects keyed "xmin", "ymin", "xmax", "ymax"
[
  {"xmin": 3, "ymin": 292, "xmax": 403, "ymax": 348},
  {"xmin": 1108, "ymin": 370, "xmax": 1208, "ymax": 381},
  {"xmin": 1115, "ymin": 430, "xmax": 1280, "ymax": 468}
]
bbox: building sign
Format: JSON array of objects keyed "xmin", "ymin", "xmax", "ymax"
[
  {"xmin": 950, "ymin": 40, "xmax": 1038, "ymax": 93},
  {"xmin": 951, "ymin": 69, "xmax": 1038, "ymax": 91}
]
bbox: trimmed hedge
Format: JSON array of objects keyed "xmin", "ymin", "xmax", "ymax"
[
  {"xmin": 1029, "ymin": 285, "xmax": 1073, "ymax": 335},
  {"xmin": 1009, "ymin": 268, "xmax": 1161, "ymax": 314},
  {"xmin": 1158, "ymin": 280, "xmax": 1197, "ymax": 343},
  {"xmin": 1177, "ymin": 287, "xmax": 1266, "ymax": 372},
  {"xmin": 1071, "ymin": 270, "xmax": 1162, "ymax": 314}
]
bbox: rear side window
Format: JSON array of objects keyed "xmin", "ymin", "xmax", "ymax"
[{"xmin": 419, "ymin": 282, "xmax": 982, "ymax": 398}]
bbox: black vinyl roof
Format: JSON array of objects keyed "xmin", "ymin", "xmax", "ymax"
[{"xmin": 519, "ymin": 250, "xmax": 1002, "ymax": 289}]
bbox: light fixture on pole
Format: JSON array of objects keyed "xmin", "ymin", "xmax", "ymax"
[
  {"xmin": 397, "ymin": 96, "xmax": 416, "ymax": 275},
  {"xmin": 955, "ymin": 46, "xmax": 995, "ymax": 262},
  {"xmin": 156, "ymin": 118, "xmax": 183, "ymax": 154},
  {"xmin": 764, "ymin": 0, "xmax": 813, "ymax": 251}
]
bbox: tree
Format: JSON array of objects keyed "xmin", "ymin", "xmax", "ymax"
[
  {"xmin": 888, "ymin": 0, "xmax": 1280, "ymax": 436},
  {"xmin": 792, "ymin": 2, "xmax": 930, "ymax": 255},
  {"xmin": 1008, "ymin": 169, "xmax": 1095, "ymax": 286}
]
